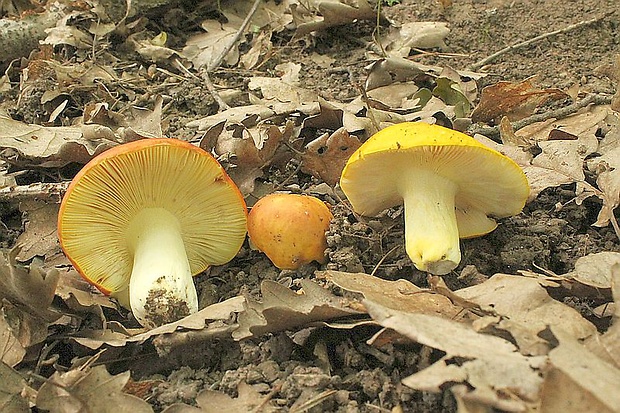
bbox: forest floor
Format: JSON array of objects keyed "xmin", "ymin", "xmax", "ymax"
[{"xmin": 1, "ymin": 0, "xmax": 620, "ymax": 412}]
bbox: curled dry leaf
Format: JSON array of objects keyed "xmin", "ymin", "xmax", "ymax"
[
  {"xmin": 233, "ymin": 279, "xmax": 363, "ymax": 340},
  {"xmin": 301, "ymin": 128, "xmax": 361, "ymax": 186},
  {"xmin": 473, "ymin": 105, "xmax": 604, "ymax": 203},
  {"xmin": 322, "ymin": 270, "xmax": 465, "ymax": 319},
  {"xmin": 72, "ymin": 296, "xmax": 245, "ymax": 350},
  {"xmin": 471, "ymin": 77, "xmax": 570, "ymax": 123},
  {"xmin": 36, "ymin": 365, "xmax": 153, "ymax": 413}
]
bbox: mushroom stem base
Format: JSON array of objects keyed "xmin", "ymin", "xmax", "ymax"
[
  {"xmin": 400, "ymin": 170, "xmax": 461, "ymax": 275},
  {"xmin": 127, "ymin": 208, "xmax": 198, "ymax": 328}
]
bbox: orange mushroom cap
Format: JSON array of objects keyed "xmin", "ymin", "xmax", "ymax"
[
  {"xmin": 58, "ymin": 138, "xmax": 247, "ymax": 327},
  {"xmin": 247, "ymin": 193, "xmax": 333, "ymax": 270}
]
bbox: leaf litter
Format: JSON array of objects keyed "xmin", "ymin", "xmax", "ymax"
[{"xmin": 0, "ymin": 0, "xmax": 619, "ymax": 412}]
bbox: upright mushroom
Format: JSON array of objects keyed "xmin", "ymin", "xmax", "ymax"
[
  {"xmin": 340, "ymin": 122, "xmax": 529, "ymax": 275},
  {"xmin": 58, "ymin": 138, "xmax": 247, "ymax": 328}
]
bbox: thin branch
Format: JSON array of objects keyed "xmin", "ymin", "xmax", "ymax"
[
  {"xmin": 207, "ymin": 0, "xmax": 261, "ymax": 72},
  {"xmin": 201, "ymin": 69, "xmax": 230, "ymax": 110},
  {"xmin": 469, "ymin": 13, "xmax": 613, "ymax": 71},
  {"xmin": 467, "ymin": 93, "xmax": 612, "ymax": 140}
]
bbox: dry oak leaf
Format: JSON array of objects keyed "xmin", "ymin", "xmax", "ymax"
[
  {"xmin": 36, "ymin": 365, "xmax": 153, "ymax": 413},
  {"xmin": 382, "ymin": 21, "xmax": 450, "ymax": 58},
  {"xmin": 301, "ymin": 127, "xmax": 361, "ymax": 186},
  {"xmin": 365, "ymin": 299, "xmax": 545, "ymax": 412},
  {"xmin": 182, "ymin": 18, "xmax": 241, "ymax": 70},
  {"xmin": 456, "ymin": 274, "xmax": 597, "ymax": 356},
  {"xmin": 0, "ymin": 247, "xmax": 59, "ymax": 323},
  {"xmin": 563, "ymin": 251, "xmax": 620, "ymax": 290},
  {"xmin": 0, "ymin": 114, "xmax": 116, "ymax": 168},
  {"xmin": 586, "ymin": 264, "xmax": 620, "ymax": 370},
  {"xmin": 214, "ymin": 120, "xmax": 293, "ymax": 195},
  {"xmin": 233, "ymin": 279, "xmax": 363, "ymax": 340},
  {"xmin": 294, "ymin": 0, "xmax": 377, "ymax": 37},
  {"xmin": 0, "ymin": 312, "xmax": 26, "ymax": 367},
  {"xmin": 471, "ymin": 78, "xmax": 569, "ymax": 123},
  {"xmin": 15, "ymin": 200, "xmax": 61, "ymax": 262},
  {"xmin": 72, "ymin": 296, "xmax": 245, "ymax": 350},
  {"xmin": 162, "ymin": 382, "xmax": 276, "ymax": 413},
  {"xmin": 322, "ymin": 270, "xmax": 465, "ymax": 319},
  {"xmin": 0, "ymin": 361, "xmax": 31, "ymax": 412},
  {"xmin": 540, "ymin": 326, "xmax": 620, "ymax": 413}
]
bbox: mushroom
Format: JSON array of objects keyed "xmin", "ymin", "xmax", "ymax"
[
  {"xmin": 340, "ymin": 122, "xmax": 529, "ymax": 275},
  {"xmin": 247, "ymin": 193, "xmax": 333, "ymax": 270},
  {"xmin": 58, "ymin": 138, "xmax": 247, "ymax": 328}
]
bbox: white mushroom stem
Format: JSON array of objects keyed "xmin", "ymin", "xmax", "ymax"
[
  {"xmin": 127, "ymin": 208, "xmax": 198, "ymax": 328},
  {"xmin": 399, "ymin": 169, "xmax": 461, "ymax": 275}
]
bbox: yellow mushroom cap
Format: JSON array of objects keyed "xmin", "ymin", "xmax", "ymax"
[
  {"xmin": 58, "ymin": 138, "xmax": 248, "ymax": 297},
  {"xmin": 247, "ymin": 193, "xmax": 333, "ymax": 270},
  {"xmin": 340, "ymin": 122, "xmax": 529, "ymax": 274},
  {"xmin": 341, "ymin": 122, "xmax": 529, "ymax": 237}
]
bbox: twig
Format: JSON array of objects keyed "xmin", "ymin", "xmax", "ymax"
[
  {"xmin": 207, "ymin": 0, "xmax": 261, "ymax": 72},
  {"xmin": 201, "ymin": 69, "xmax": 230, "ymax": 110},
  {"xmin": 467, "ymin": 93, "xmax": 612, "ymax": 140},
  {"xmin": 0, "ymin": 182, "xmax": 69, "ymax": 203},
  {"xmin": 469, "ymin": 13, "xmax": 613, "ymax": 71}
]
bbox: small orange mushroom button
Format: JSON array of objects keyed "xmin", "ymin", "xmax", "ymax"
[{"xmin": 248, "ymin": 193, "xmax": 333, "ymax": 270}]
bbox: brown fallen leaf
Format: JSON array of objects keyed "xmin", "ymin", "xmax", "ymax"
[
  {"xmin": 0, "ymin": 362, "xmax": 31, "ymax": 412},
  {"xmin": 364, "ymin": 299, "xmax": 544, "ymax": 412},
  {"xmin": 163, "ymin": 381, "xmax": 277, "ymax": 413},
  {"xmin": 0, "ymin": 248, "xmax": 59, "ymax": 323},
  {"xmin": 0, "ymin": 312, "xmax": 26, "ymax": 367},
  {"xmin": 214, "ymin": 120, "xmax": 294, "ymax": 194},
  {"xmin": 322, "ymin": 270, "xmax": 465, "ymax": 319},
  {"xmin": 36, "ymin": 364, "xmax": 153, "ymax": 413},
  {"xmin": 233, "ymin": 279, "xmax": 363, "ymax": 340},
  {"xmin": 182, "ymin": 18, "xmax": 242, "ymax": 70},
  {"xmin": 294, "ymin": 0, "xmax": 378, "ymax": 37},
  {"xmin": 471, "ymin": 77, "xmax": 569, "ymax": 123},
  {"xmin": 588, "ymin": 146, "xmax": 620, "ymax": 229},
  {"xmin": 563, "ymin": 251, "xmax": 620, "ymax": 289},
  {"xmin": 301, "ymin": 128, "xmax": 361, "ymax": 186},
  {"xmin": 0, "ymin": 114, "xmax": 117, "ymax": 169},
  {"xmin": 15, "ymin": 200, "xmax": 61, "ymax": 262},
  {"xmin": 456, "ymin": 273, "xmax": 597, "ymax": 355},
  {"xmin": 382, "ymin": 21, "xmax": 450, "ymax": 58},
  {"xmin": 72, "ymin": 296, "xmax": 245, "ymax": 350},
  {"xmin": 587, "ymin": 264, "xmax": 620, "ymax": 369},
  {"xmin": 541, "ymin": 326, "xmax": 620, "ymax": 413}
]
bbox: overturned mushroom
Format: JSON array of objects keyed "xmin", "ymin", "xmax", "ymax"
[
  {"xmin": 340, "ymin": 122, "xmax": 529, "ymax": 275},
  {"xmin": 58, "ymin": 138, "xmax": 247, "ymax": 328}
]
